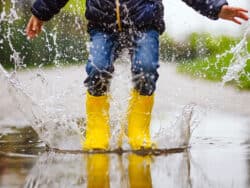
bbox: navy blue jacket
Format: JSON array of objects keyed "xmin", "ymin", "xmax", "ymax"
[{"xmin": 31, "ymin": 0, "xmax": 228, "ymax": 34}]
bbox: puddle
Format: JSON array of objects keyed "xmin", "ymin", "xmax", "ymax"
[{"xmin": 1, "ymin": 109, "xmax": 250, "ymax": 188}]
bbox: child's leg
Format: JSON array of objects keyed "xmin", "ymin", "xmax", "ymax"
[
  {"xmin": 84, "ymin": 30, "xmax": 117, "ymax": 96},
  {"xmin": 83, "ymin": 30, "xmax": 116, "ymax": 150},
  {"xmin": 131, "ymin": 29, "xmax": 159, "ymax": 96},
  {"xmin": 127, "ymin": 29, "xmax": 159, "ymax": 150}
]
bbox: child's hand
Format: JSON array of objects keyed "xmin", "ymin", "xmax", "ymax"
[
  {"xmin": 219, "ymin": 5, "xmax": 249, "ymax": 24},
  {"xmin": 26, "ymin": 15, "xmax": 43, "ymax": 39}
]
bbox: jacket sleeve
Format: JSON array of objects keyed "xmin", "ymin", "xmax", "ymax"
[
  {"xmin": 182, "ymin": 0, "xmax": 228, "ymax": 20},
  {"xmin": 31, "ymin": 0, "xmax": 69, "ymax": 21}
]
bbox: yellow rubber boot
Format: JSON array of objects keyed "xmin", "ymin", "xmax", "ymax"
[
  {"xmin": 127, "ymin": 90, "xmax": 154, "ymax": 150},
  {"xmin": 86, "ymin": 154, "xmax": 110, "ymax": 188},
  {"xmin": 83, "ymin": 92, "xmax": 110, "ymax": 150},
  {"xmin": 128, "ymin": 154, "xmax": 152, "ymax": 188}
]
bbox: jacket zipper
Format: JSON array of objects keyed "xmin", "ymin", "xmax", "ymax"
[{"xmin": 115, "ymin": 0, "xmax": 122, "ymax": 31}]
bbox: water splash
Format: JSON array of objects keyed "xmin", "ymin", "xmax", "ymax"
[
  {"xmin": 0, "ymin": 1, "xmax": 83, "ymax": 149},
  {"xmin": 0, "ymin": 63, "xmax": 82, "ymax": 149},
  {"xmin": 1, "ymin": 0, "xmax": 24, "ymax": 70},
  {"xmin": 222, "ymin": 23, "xmax": 250, "ymax": 84},
  {"xmin": 152, "ymin": 103, "xmax": 205, "ymax": 149}
]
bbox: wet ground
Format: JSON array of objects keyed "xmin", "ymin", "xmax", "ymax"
[
  {"xmin": 1, "ymin": 111, "xmax": 250, "ymax": 188},
  {"xmin": 0, "ymin": 63, "xmax": 250, "ymax": 187}
]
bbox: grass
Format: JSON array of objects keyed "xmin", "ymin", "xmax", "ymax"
[
  {"xmin": 176, "ymin": 34, "xmax": 250, "ymax": 90},
  {"xmin": 177, "ymin": 55, "xmax": 250, "ymax": 89}
]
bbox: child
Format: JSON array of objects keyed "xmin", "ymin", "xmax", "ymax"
[{"xmin": 26, "ymin": 0, "xmax": 248, "ymax": 150}]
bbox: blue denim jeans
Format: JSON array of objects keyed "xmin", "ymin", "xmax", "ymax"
[{"xmin": 84, "ymin": 29, "xmax": 159, "ymax": 96}]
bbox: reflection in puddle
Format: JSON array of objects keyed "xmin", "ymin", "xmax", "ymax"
[
  {"xmin": 86, "ymin": 154, "xmax": 110, "ymax": 188},
  {"xmin": 0, "ymin": 125, "xmax": 190, "ymax": 187},
  {"xmin": 128, "ymin": 154, "xmax": 152, "ymax": 188},
  {"xmin": 23, "ymin": 151, "xmax": 191, "ymax": 188}
]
